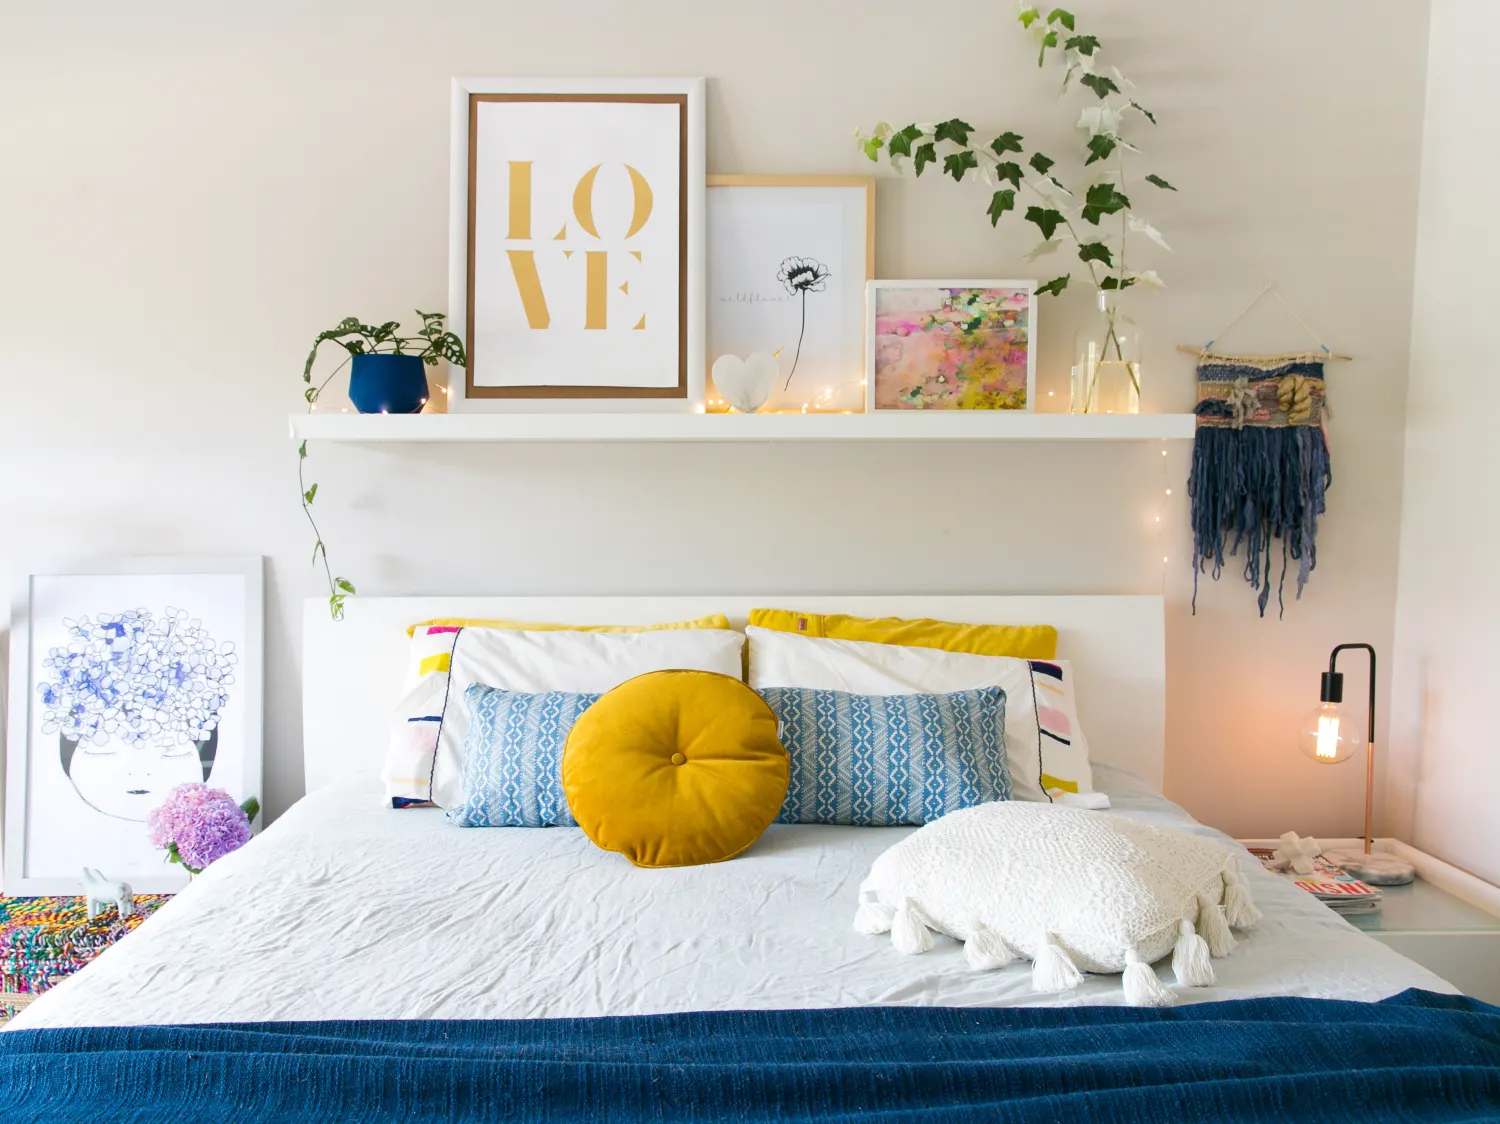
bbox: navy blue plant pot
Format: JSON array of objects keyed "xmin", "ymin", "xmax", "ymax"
[{"xmin": 349, "ymin": 354, "xmax": 429, "ymax": 414}]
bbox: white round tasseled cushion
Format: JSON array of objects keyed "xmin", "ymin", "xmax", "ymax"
[{"xmin": 859, "ymin": 802, "xmax": 1252, "ymax": 976}]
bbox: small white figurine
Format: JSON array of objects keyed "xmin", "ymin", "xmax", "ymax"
[
  {"xmin": 81, "ymin": 867, "xmax": 134, "ymax": 920},
  {"xmin": 1269, "ymin": 832, "xmax": 1322, "ymax": 875}
]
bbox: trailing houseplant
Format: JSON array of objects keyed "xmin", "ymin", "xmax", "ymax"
[
  {"xmin": 856, "ymin": 4, "xmax": 1176, "ymax": 411},
  {"xmin": 299, "ymin": 311, "xmax": 466, "ymax": 620}
]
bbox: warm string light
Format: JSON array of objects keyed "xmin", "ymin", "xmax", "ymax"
[{"xmin": 1154, "ymin": 440, "xmax": 1172, "ymax": 590}]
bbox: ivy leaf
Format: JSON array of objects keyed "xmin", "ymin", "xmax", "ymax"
[
  {"xmin": 1081, "ymin": 182, "xmax": 1130, "ymax": 224},
  {"xmin": 1018, "ymin": 6, "xmax": 1041, "ymax": 28},
  {"xmin": 1047, "ymin": 8, "xmax": 1075, "ymax": 29},
  {"xmin": 1128, "ymin": 216, "xmax": 1172, "ymax": 251},
  {"xmin": 312, "ymin": 540, "xmax": 325, "ymax": 565},
  {"xmin": 1066, "ymin": 34, "xmax": 1100, "ymax": 55},
  {"xmin": 887, "ymin": 124, "xmax": 923, "ymax": 158},
  {"xmin": 860, "ymin": 135, "xmax": 884, "ymax": 161},
  {"xmin": 1047, "ymin": 175, "xmax": 1074, "ymax": 197},
  {"xmin": 1029, "ymin": 152, "xmax": 1055, "ymax": 176},
  {"xmin": 913, "ymin": 142, "xmax": 937, "ymax": 177},
  {"xmin": 1085, "ymin": 135, "xmax": 1117, "ymax": 165},
  {"xmin": 1037, "ymin": 28, "xmax": 1058, "ymax": 66},
  {"xmin": 335, "ymin": 578, "xmax": 356, "ymax": 595},
  {"xmin": 1145, "ymin": 173, "xmax": 1177, "ymax": 191},
  {"xmin": 1025, "ymin": 239, "xmax": 1063, "ymax": 261},
  {"xmin": 1131, "ymin": 101, "xmax": 1158, "ymax": 125},
  {"xmin": 298, "ymin": 440, "xmax": 308, "ymax": 460},
  {"xmin": 1100, "ymin": 276, "xmax": 1137, "ymax": 290},
  {"xmin": 990, "ymin": 131, "xmax": 1024, "ymax": 156},
  {"xmin": 1077, "ymin": 242, "xmax": 1114, "ymax": 267},
  {"xmin": 1025, "ymin": 206, "xmax": 1066, "ymax": 241},
  {"xmin": 993, "ymin": 161, "xmax": 1023, "ymax": 187},
  {"xmin": 987, "ymin": 190, "xmax": 1017, "ymax": 225},
  {"xmin": 933, "ymin": 118, "xmax": 973, "ymax": 146},
  {"xmin": 1036, "ymin": 275, "xmax": 1071, "ymax": 298},
  {"xmin": 303, "ymin": 483, "xmax": 318, "ymax": 505},
  {"xmin": 1080, "ymin": 73, "xmax": 1120, "ymax": 99},
  {"xmin": 943, "ymin": 149, "xmax": 978, "ymax": 182}
]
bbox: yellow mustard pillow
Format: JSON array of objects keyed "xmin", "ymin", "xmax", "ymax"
[
  {"xmin": 406, "ymin": 613, "xmax": 730, "ymax": 638},
  {"xmin": 747, "ymin": 609, "xmax": 1057, "ymax": 660},
  {"xmin": 562, "ymin": 670, "xmax": 788, "ymax": 869}
]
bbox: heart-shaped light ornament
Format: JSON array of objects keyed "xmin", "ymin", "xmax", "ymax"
[{"xmin": 711, "ymin": 352, "xmax": 779, "ymax": 413}]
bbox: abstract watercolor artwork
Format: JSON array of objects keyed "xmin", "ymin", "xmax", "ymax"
[
  {"xmin": 5, "ymin": 557, "xmax": 263, "ymax": 894},
  {"xmin": 868, "ymin": 281, "xmax": 1036, "ymax": 411}
]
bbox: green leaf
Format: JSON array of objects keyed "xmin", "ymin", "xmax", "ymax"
[
  {"xmin": 303, "ymin": 483, "xmax": 317, "ymax": 505},
  {"xmin": 1047, "ymin": 8, "xmax": 1075, "ymax": 29},
  {"xmin": 239, "ymin": 796, "xmax": 260, "ymax": 823},
  {"xmin": 298, "ymin": 440, "xmax": 307, "ymax": 460},
  {"xmin": 312, "ymin": 539, "xmax": 325, "ymax": 565},
  {"xmin": 1081, "ymin": 182, "xmax": 1130, "ymax": 224},
  {"xmin": 1037, "ymin": 28, "xmax": 1058, "ymax": 66},
  {"xmin": 913, "ymin": 142, "xmax": 937, "ymax": 176},
  {"xmin": 1029, "ymin": 152, "xmax": 1055, "ymax": 176},
  {"xmin": 1100, "ymin": 276, "xmax": 1137, "ymax": 290},
  {"xmin": 1077, "ymin": 242, "xmax": 1114, "ymax": 266},
  {"xmin": 335, "ymin": 577, "xmax": 356, "ymax": 594},
  {"xmin": 987, "ymin": 189, "xmax": 1017, "ymax": 225},
  {"xmin": 990, "ymin": 131, "xmax": 1024, "ymax": 156},
  {"xmin": 1025, "ymin": 206, "xmax": 1066, "ymax": 241},
  {"xmin": 1145, "ymin": 173, "xmax": 1177, "ymax": 191},
  {"xmin": 1131, "ymin": 102, "xmax": 1158, "ymax": 125},
  {"xmin": 943, "ymin": 149, "xmax": 978, "ymax": 182},
  {"xmin": 887, "ymin": 124, "xmax": 923, "ymax": 158},
  {"xmin": 304, "ymin": 387, "xmax": 318, "ymax": 403},
  {"xmin": 993, "ymin": 161, "xmax": 1023, "ymax": 187},
  {"xmin": 1066, "ymin": 34, "xmax": 1099, "ymax": 55},
  {"xmin": 860, "ymin": 135, "xmax": 883, "ymax": 161},
  {"xmin": 1080, "ymin": 73, "xmax": 1120, "ymax": 99},
  {"xmin": 1085, "ymin": 135, "xmax": 1117, "ymax": 165},
  {"xmin": 329, "ymin": 593, "xmax": 345, "ymax": 622},
  {"xmin": 1018, "ymin": 7, "xmax": 1041, "ymax": 27},
  {"xmin": 932, "ymin": 118, "xmax": 974, "ymax": 146},
  {"xmin": 1036, "ymin": 275, "xmax": 1071, "ymax": 298}
]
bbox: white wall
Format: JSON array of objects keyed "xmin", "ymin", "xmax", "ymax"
[
  {"xmin": 1388, "ymin": 0, "xmax": 1500, "ymax": 885},
  {"xmin": 0, "ymin": 1, "xmax": 1430, "ymax": 838}
]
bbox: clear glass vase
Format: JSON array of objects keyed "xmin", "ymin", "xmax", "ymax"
[{"xmin": 1070, "ymin": 290, "xmax": 1142, "ymax": 414}]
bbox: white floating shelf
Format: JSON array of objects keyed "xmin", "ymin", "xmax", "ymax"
[{"xmin": 290, "ymin": 411, "xmax": 1196, "ymax": 443}]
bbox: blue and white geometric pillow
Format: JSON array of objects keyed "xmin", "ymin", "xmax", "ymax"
[
  {"xmin": 758, "ymin": 685, "xmax": 1009, "ymax": 826},
  {"xmin": 445, "ymin": 683, "xmax": 601, "ymax": 828}
]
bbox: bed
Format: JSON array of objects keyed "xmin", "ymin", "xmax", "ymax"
[{"xmin": 4, "ymin": 596, "xmax": 1498, "ymax": 1122}]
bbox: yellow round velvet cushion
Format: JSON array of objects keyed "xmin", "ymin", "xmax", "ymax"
[{"xmin": 562, "ymin": 670, "xmax": 788, "ymax": 868}]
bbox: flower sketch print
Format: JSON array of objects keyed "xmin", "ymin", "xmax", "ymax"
[
  {"xmin": 37, "ymin": 607, "xmax": 237, "ymax": 822},
  {"xmin": 777, "ymin": 256, "xmax": 830, "ymax": 389}
]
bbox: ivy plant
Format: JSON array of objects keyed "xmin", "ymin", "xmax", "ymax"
[
  {"xmin": 298, "ymin": 311, "xmax": 466, "ymax": 620},
  {"xmin": 856, "ymin": 6, "xmax": 1176, "ymax": 382}
]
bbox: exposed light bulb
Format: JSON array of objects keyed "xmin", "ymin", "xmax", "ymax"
[{"xmin": 1316, "ymin": 713, "xmax": 1341, "ymax": 761}]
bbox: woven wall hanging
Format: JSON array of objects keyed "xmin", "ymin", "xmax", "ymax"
[{"xmin": 1183, "ymin": 286, "xmax": 1346, "ymax": 617}]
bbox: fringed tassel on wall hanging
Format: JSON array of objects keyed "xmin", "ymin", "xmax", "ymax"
[{"xmin": 1189, "ymin": 353, "xmax": 1332, "ymax": 617}]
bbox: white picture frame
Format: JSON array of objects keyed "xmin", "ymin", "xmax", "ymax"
[
  {"xmin": 706, "ymin": 175, "xmax": 873, "ymax": 414},
  {"xmin": 4, "ymin": 556, "xmax": 264, "ymax": 895},
  {"xmin": 866, "ymin": 279, "xmax": 1038, "ymax": 412},
  {"xmin": 447, "ymin": 76, "xmax": 706, "ymax": 413}
]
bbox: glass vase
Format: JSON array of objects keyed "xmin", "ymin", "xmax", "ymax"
[{"xmin": 1071, "ymin": 290, "xmax": 1142, "ymax": 414}]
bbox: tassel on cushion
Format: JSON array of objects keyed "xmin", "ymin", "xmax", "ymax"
[
  {"xmin": 1196, "ymin": 891, "xmax": 1237, "ymax": 958},
  {"xmin": 1171, "ymin": 918, "xmax": 1215, "ymax": 987},
  {"xmin": 853, "ymin": 890, "xmax": 896, "ymax": 936},
  {"xmin": 890, "ymin": 898, "xmax": 933, "ymax": 955},
  {"xmin": 1031, "ymin": 931, "xmax": 1082, "ymax": 993},
  {"xmin": 1122, "ymin": 948, "xmax": 1176, "ymax": 1008},
  {"xmin": 1222, "ymin": 868, "xmax": 1262, "ymax": 930},
  {"xmin": 964, "ymin": 924, "xmax": 1016, "ymax": 971}
]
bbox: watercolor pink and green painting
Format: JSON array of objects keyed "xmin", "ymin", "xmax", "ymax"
[{"xmin": 871, "ymin": 285, "xmax": 1033, "ymax": 410}]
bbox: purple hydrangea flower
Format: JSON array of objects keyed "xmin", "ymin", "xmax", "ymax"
[{"xmin": 147, "ymin": 783, "xmax": 253, "ymax": 873}]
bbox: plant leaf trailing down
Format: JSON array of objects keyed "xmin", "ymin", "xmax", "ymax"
[
  {"xmin": 854, "ymin": 5, "xmax": 1175, "ymax": 312},
  {"xmin": 299, "ymin": 311, "xmax": 467, "ymax": 620}
]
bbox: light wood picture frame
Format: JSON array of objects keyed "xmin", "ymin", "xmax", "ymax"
[
  {"xmin": 448, "ymin": 77, "xmax": 706, "ymax": 412},
  {"xmin": 706, "ymin": 175, "xmax": 873, "ymax": 414}
]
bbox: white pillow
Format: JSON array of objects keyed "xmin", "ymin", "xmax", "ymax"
[
  {"xmin": 747, "ymin": 626, "xmax": 1093, "ymax": 803},
  {"xmin": 428, "ymin": 628, "xmax": 745, "ymax": 808},
  {"xmin": 856, "ymin": 802, "xmax": 1261, "ymax": 1007}
]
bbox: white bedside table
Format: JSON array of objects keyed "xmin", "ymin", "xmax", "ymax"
[{"xmin": 1343, "ymin": 877, "xmax": 1500, "ymax": 1004}]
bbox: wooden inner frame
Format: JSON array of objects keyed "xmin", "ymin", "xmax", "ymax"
[{"xmin": 465, "ymin": 93, "xmax": 689, "ymax": 399}]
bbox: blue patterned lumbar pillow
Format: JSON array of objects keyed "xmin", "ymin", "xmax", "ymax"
[
  {"xmin": 758, "ymin": 685, "xmax": 1009, "ymax": 826},
  {"xmin": 446, "ymin": 683, "xmax": 601, "ymax": 828}
]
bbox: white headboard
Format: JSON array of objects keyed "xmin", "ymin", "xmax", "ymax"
[{"xmin": 302, "ymin": 595, "xmax": 1165, "ymax": 794}]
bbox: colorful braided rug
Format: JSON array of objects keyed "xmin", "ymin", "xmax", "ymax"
[{"xmin": 0, "ymin": 895, "xmax": 171, "ymax": 1019}]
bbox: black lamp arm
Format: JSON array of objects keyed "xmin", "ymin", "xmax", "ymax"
[{"xmin": 1322, "ymin": 643, "xmax": 1376, "ymax": 745}]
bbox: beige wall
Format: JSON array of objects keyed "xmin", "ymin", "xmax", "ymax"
[
  {"xmin": 1388, "ymin": 0, "xmax": 1499, "ymax": 884},
  {"xmin": 0, "ymin": 1, "xmax": 1430, "ymax": 833}
]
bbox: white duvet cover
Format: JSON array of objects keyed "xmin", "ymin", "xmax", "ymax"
[{"xmin": 8, "ymin": 766, "xmax": 1450, "ymax": 1029}]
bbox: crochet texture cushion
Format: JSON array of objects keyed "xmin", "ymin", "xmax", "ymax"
[{"xmin": 855, "ymin": 802, "xmax": 1260, "ymax": 1007}]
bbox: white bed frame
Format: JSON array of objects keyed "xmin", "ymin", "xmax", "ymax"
[{"xmin": 302, "ymin": 596, "xmax": 1165, "ymax": 794}]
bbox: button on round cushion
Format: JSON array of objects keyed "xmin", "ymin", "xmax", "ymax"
[{"xmin": 562, "ymin": 670, "xmax": 788, "ymax": 868}]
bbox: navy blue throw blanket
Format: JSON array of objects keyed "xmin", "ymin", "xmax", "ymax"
[{"xmin": 3, "ymin": 989, "xmax": 1498, "ymax": 1123}]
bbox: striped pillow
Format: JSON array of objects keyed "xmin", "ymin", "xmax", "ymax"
[
  {"xmin": 446, "ymin": 684, "xmax": 601, "ymax": 828},
  {"xmin": 758, "ymin": 685, "xmax": 1009, "ymax": 826}
]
